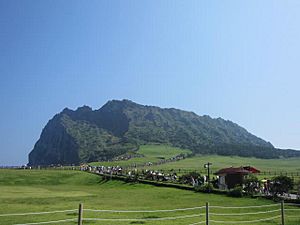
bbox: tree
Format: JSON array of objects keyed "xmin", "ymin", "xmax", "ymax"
[{"xmin": 270, "ymin": 175, "xmax": 294, "ymax": 198}]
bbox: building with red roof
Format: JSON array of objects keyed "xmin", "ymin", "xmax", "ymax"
[{"xmin": 214, "ymin": 166, "xmax": 260, "ymax": 189}]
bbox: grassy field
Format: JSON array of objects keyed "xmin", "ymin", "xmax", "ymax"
[
  {"xmin": 88, "ymin": 145, "xmax": 300, "ymax": 183},
  {"xmin": 147, "ymin": 154, "xmax": 300, "ymax": 174},
  {"xmin": 90, "ymin": 145, "xmax": 300, "ymax": 175},
  {"xmin": 0, "ymin": 169, "xmax": 299, "ymax": 225},
  {"xmin": 89, "ymin": 145, "xmax": 191, "ymax": 168}
]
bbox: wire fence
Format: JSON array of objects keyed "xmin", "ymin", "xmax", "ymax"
[
  {"xmin": 0, "ymin": 209, "xmax": 77, "ymax": 217},
  {"xmin": 13, "ymin": 218, "xmax": 77, "ymax": 225},
  {"xmin": 0, "ymin": 201, "xmax": 299, "ymax": 225},
  {"xmin": 156, "ymin": 168, "xmax": 300, "ymax": 178},
  {"xmin": 9, "ymin": 165, "xmax": 300, "ymax": 178}
]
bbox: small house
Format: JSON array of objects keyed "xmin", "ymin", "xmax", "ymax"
[{"xmin": 215, "ymin": 166, "xmax": 260, "ymax": 190}]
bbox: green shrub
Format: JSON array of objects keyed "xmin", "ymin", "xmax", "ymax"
[
  {"xmin": 270, "ymin": 175, "xmax": 294, "ymax": 197},
  {"xmin": 227, "ymin": 186, "xmax": 243, "ymax": 197},
  {"xmin": 195, "ymin": 183, "xmax": 214, "ymax": 193}
]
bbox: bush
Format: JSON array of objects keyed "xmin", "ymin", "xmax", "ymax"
[
  {"xmin": 195, "ymin": 183, "xmax": 214, "ymax": 193},
  {"xmin": 227, "ymin": 186, "xmax": 243, "ymax": 197},
  {"xmin": 270, "ymin": 175, "xmax": 294, "ymax": 197}
]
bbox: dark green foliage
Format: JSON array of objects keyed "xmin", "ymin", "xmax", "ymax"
[
  {"xmin": 29, "ymin": 99, "xmax": 300, "ymax": 165},
  {"xmin": 227, "ymin": 186, "xmax": 244, "ymax": 197},
  {"xmin": 195, "ymin": 183, "xmax": 214, "ymax": 193},
  {"xmin": 270, "ymin": 175, "xmax": 294, "ymax": 197}
]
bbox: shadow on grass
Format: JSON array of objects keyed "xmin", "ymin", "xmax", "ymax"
[
  {"xmin": 130, "ymin": 221, "xmax": 145, "ymax": 224},
  {"xmin": 142, "ymin": 216, "xmax": 160, "ymax": 219},
  {"xmin": 97, "ymin": 177, "xmax": 110, "ymax": 184}
]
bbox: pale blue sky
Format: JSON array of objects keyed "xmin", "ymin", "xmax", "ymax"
[{"xmin": 1, "ymin": 0, "xmax": 300, "ymax": 165}]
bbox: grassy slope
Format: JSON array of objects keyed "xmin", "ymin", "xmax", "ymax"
[
  {"xmin": 0, "ymin": 169, "xmax": 299, "ymax": 225},
  {"xmin": 89, "ymin": 144, "xmax": 191, "ymax": 167},
  {"xmin": 147, "ymin": 155, "xmax": 300, "ymax": 173},
  {"xmin": 90, "ymin": 145, "xmax": 300, "ymax": 174},
  {"xmin": 89, "ymin": 144, "xmax": 300, "ymax": 183}
]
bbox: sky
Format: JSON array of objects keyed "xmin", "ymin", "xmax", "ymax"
[{"xmin": 0, "ymin": 0, "xmax": 300, "ymax": 165}]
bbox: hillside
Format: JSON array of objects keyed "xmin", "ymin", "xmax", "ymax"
[
  {"xmin": 28, "ymin": 99, "xmax": 300, "ymax": 165},
  {"xmin": 89, "ymin": 145, "xmax": 300, "ymax": 179},
  {"xmin": 89, "ymin": 145, "xmax": 192, "ymax": 167}
]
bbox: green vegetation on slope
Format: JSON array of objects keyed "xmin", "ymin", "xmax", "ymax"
[
  {"xmin": 0, "ymin": 169, "xmax": 299, "ymax": 225},
  {"xmin": 62, "ymin": 114, "xmax": 136, "ymax": 162},
  {"xmin": 138, "ymin": 145, "xmax": 190, "ymax": 158},
  {"xmin": 90, "ymin": 144, "xmax": 191, "ymax": 167}
]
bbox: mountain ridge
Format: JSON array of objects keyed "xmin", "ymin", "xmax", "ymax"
[{"xmin": 28, "ymin": 99, "xmax": 300, "ymax": 165}]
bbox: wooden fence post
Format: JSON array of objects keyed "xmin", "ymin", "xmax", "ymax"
[
  {"xmin": 78, "ymin": 203, "xmax": 83, "ymax": 225},
  {"xmin": 206, "ymin": 202, "xmax": 209, "ymax": 225},
  {"xmin": 281, "ymin": 200, "xmax": 285, "ymax": 225}
]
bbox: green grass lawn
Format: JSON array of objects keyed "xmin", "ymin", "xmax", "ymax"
[
  {"xmin": 146, "ymin": 155, "xmax": 300, "ymax": 183},
  {"xmin": 147, "ymin": 154, "xmax": 300, "ymax": 173},
  {"xmin": 90, "ymin": 145, "xmax": 300, "ymax": 176},
  {"xmin": 0, "ymin": 169, "xmax": 299, "ymax": 225},
  {"xmin": 89, "ymin": 144, "xmax": 191, "ymax": 168}
]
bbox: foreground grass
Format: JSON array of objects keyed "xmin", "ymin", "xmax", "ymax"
[
  {"xmin": 90, "ymin": 144, "xmax": 191, "ymax": 168},
  {"xmin": 0, "ymin": 169, "xmax": 299, "ymax": 225}
]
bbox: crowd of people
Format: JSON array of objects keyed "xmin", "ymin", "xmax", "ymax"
[{"xmin": 80, "ymin": 164, "xmax": 180, "ymax": 183}]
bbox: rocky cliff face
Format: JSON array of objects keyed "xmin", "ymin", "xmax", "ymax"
[
  {"xmin": 28, "ymin": 99, "xmax": 300, "ymax": 165},
  {"xmin": 29, "ymin": 114, "xmax": 80, "ymax": 165}
]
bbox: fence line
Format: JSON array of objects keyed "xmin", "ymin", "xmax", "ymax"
[
  {"xmin": 145, "ymin": 168, "xmax": 300, "ymax": 177},
  {"xmin": 20, "ymin": 166, "xmax": 300, "ymax": 178},
  {"xmin": 0, "ymin": 209, "xmax": 77, "ymax": 217},
  {"xmin": 285, "ymin": 203, "xmax": 300, "ymax": 206},
  {"xmin": 13, "ymin": 218, "xmax": 77, "ymax": 225},
  {"xmin": 83, "ymin": 213, "xmax": 202, "ymax": 222},
  {"xmin": 209, "ymin": 203, "xmax": 279, "ymax": 209},
  {"xmin": 210, "ymin": 215, "xmax": 281, "ymax": 224},
  {"xmin": 188, "ymin": 221, "xmax": 206, "ymax": 225},
  {"xmin": 0, "ymin": 203, "xmax": 281, "ymax": 217},
  {"xmin": 209, "ymin": 208, "xmax": 281, "ymax": 216},
  {"xmin": 285, "ymin": 208, "xmax": 300, "ymax": 211},
  {"xmin": 2, "ymin": 200, "xmax": 300, "ymax": 225},
  {"xmin": 85, "ymin": 206, "xmax": 205, "ymax": 213}
]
